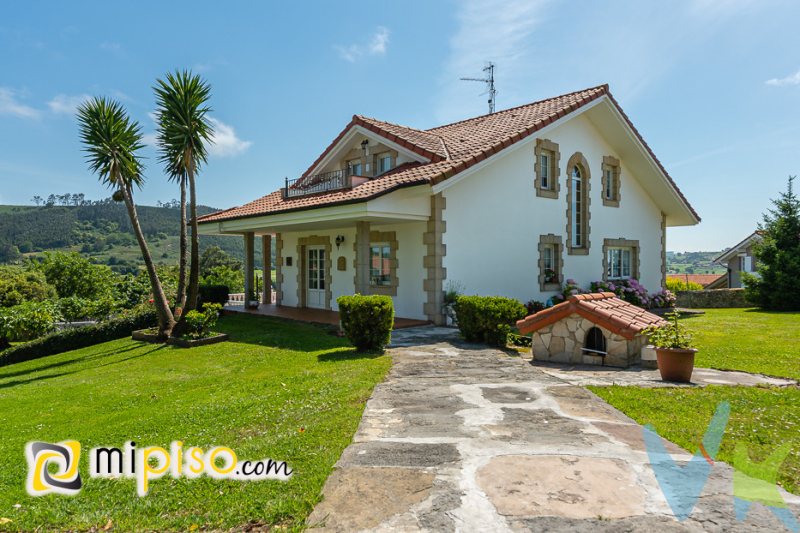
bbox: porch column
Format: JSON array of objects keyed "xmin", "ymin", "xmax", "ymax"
[
  {"xmin": 355, "ymin": 221, "xmax": 371, "ymax": 295},
  {"xmin": 244, "ymin": 231, "xmax": 256, "ymax": 309},
  {"xmin": 261, "ymin": 235, "xmax": 272, "ymax": 305}
]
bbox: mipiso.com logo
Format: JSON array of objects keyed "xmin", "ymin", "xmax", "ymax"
[
  {"xmin": 26, "ymin": 440, "xmax": 292, "ymax": 497},
  {"xmin": 25, "ymin": 441, "xmax": 83, "ymax": 496}
]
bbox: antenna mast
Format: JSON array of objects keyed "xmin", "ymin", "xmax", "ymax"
[{"xmin": 460, "ymin": 61, "xmax": 496, "ymax": 114}]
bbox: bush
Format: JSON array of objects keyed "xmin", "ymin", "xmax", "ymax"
[
  {"xmin": 0, "ymin": 301, "xmax": 60, "ymax": 343},
  {"xmin": 455, "ymin": 295, "xmax": 527, "ymax": 347},
  {"xmin": 197, "ymin": 284, "xmax": 230, "ymax": 307},
  {"xmin": 0, "ymin": 309, "xmax": 158, "ymax": 367},
  {"xmin": 0, "ymin": 268, "xmax": 56, "ymax": 307},
  {"xmin": 337, "ymin": 295, "xmax": 394, "ymax": 351},
  {"xmin": 666, "ymin": 278, "xmax": 704, "ymax": 291},
  {"xmin": 184, "ymin": 303, "xmax": 223, "ymax": 337},
  {"xmin": 57, "ymin": 296, "xmax": 91, "ymax": 323}
]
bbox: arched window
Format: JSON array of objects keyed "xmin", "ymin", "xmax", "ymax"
[
  {"xmin": 571, "ymin": 166, "xmax": 582, "ymax": 248},
  {"xmin": 566, "ymin": 152, "xmax": 590, "ymax": 255}
]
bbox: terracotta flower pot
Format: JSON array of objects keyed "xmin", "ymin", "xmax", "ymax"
[{"xmin": 655, "ymin": 347, "xmax": 698, "ymax": 383}]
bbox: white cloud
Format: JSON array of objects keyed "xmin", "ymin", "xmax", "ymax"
[
  {"xmin": 435, "ymin": 0, "xmax": 550, "ymax": 123},
  {"xmin": 100, "ymin": 42, "xmax": 120, "ymax": 52},
  {"xmin": 0, "ymin": 87, "xmax": 41, "ymax": 119},
  {"xmin": 207, "ymin": 118, "xmax": 252, "ymax": 158},
  {"xmin": 47, "ymin": 93, "xmax": 91, "ymax": 114},
  {"xmin": 766, "ymin": 69, "xmax": 800, "ymax": 86},
  {"xmin": 335, "ymin": 26, "xmax": 390, "ymax": 62}
]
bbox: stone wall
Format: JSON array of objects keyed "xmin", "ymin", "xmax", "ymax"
[
  {"xmin": 530, "ymin": 313, "xmax": 642, "ymax": 368},
  {"xmin": 674, "ymin": 288, "xmax": 749, "ymax": 309}
]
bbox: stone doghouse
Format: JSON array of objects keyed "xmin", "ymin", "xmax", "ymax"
[{"xmin": 516, "ymin": 292, "xmax": 666, "ymax": 367}]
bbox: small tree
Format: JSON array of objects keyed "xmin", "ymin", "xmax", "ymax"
[{"xmin": 742, "ymin": 176, "xmax": 800, "ymax": 311}]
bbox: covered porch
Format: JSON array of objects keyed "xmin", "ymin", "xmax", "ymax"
[{"xmin": 222, "ymin": 303, "xmax": 431, "ymax": 330}]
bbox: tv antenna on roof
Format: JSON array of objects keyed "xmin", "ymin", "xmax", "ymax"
[{"xmin": 460, "ymin": 61, "xmax": 496, "ymax": 114}]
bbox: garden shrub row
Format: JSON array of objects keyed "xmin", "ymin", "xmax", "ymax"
[
  {"xmin": 337, "ymin": 294, "xmax": 394, "ymax": 351},
  {"xmin": 455, "ymin": 295, "xmax": 528, "ymax": 347},
  {"xmin": 0, "ymin": 310, "xmax": 158, "ymax": 367}
]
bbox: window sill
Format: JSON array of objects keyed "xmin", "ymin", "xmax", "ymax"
[
  {"xmin": 602, "ymin": 198, "xmax": 620, "ymax": 208},
  {"xmin": 536, "ymin": 187, "xmax": 558, "ymax": 199},
  {"xmin": 542, "ymin": 282, "xmax": 562, "ymax": 292},
  {"xmin": 567, "ymin": 246, "xmax": 590, "ymax": 256}
]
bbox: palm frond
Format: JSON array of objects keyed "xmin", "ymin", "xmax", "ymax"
[
  {"xmin": 76, "ymin": 97, "xmax": 146, "ymax": 189},
  {"xmin": 154, "ymin": 70, "xmax": 214, "ymax": 177}
]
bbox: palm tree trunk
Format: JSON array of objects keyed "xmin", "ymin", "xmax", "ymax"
[
  {"xmin": 172, "ymin": 159, "xmax": 200, "ymax": 337},
  {"xmin": 176, "ymin": 179, "xmax": 188, "ymax": 311},
  {"xmin": 120, "ymin": 184, "xmax": 175, "ymax": 339}
]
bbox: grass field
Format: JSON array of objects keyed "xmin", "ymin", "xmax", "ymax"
[
  {"xmin": 590, "ymin": 385, "xmax": 800, "ymax": 496},
  {"xmin": 0, "ymin": 314, "xmax": 391, "ymax": 532},
  {"xmin": 683, "ymin": 308, "xmax": 800, "ymax": 380},
  {"xmin": 590, "ymin": 308, "xmax": 800, "ymax": 498}
]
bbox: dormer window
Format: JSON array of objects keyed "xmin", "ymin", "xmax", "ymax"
[{"xmin": 379, "ymin": 155, "xmax": 392, "ymax": 174}]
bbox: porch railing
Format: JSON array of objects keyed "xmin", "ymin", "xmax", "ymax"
[
  {"xmin": 283, "ymin": 169, "xmax": 354, "ymax": 199},
  {"xmin": 227, "ymin": 293, "xmax": 277, "ymax": 305}
]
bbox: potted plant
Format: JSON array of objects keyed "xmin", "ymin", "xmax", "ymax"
[
  {"xmin": 642, "ymin": 311, "xmax": 697, "ymax": 383},
  {"xmin": 544, "ymin": 268, "xmax": 557, "ymax": 284},
  {"xmin": 443, "ymin": 280, "xmax": 465, "ymax": 325}
]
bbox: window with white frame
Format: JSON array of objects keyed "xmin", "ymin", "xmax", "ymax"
[
  {"xmin": 370, "ymin": 244, "xmax": 391, "ymax": 286},
  {"xmin": 543, "ymin": 244, "xmax": 557, "ymax": 282},
  {"xmin": 607, "ymin": 247, "xmax": 633, "ymax": 279},
  {"xmin": 379, "ymin": 155, "xmax": 392, "ymax": 174},
  {"xmin": 571, "ymin": 166, "xmax": 583, "ymax": 248},
  {"xmin": 540, "ymin": 153, "xmax": 550, "ymax": 189},
  {"xmin": 350, "ymin": 161, "xmax": 362, "ymax": 175},
  {"xmin": 605, "ymin": 168, "xmax": 613, "ymax": 200}
]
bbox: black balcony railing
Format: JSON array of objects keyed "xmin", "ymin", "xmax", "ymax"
[{"xmin": 282, "ymin": 169, "xmax": 355, "ymax": 199}]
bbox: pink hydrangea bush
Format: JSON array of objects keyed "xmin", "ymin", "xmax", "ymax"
[{"xmin": 549, "ymin": 278, "xmax": 675, "ymax": 309}]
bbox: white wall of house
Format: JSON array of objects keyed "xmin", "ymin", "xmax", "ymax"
[
  {"xmin": 277, "ymin": 221, "xmax": 428, "ymax": 319},
  {"xmin": 441, "ymin": 113, "xmax": 664, "ymax": 303}
]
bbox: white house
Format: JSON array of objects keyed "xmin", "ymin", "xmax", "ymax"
[
  {"xmin": 197, "ymin": 84, "xmax": 699, "ymax": 325},
  {"xmin": 712, "ymin": 232, "xmax": 762, "ymax": 288}
]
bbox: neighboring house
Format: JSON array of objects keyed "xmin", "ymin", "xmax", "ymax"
[
  {"xmin": 197, "ymin": 84, "xmax": 699, "ymax": 325},
  {"xmin": 666, "ymin": 273, "xmax": 726, "ymax": 288},
  {"xmin": 712, "ymin": 232, "xmax": 762, "ymax": 288}
]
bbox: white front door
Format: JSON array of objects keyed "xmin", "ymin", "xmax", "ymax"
[{"xmin": 306, "ymin": 246, "xmax": 326, "ymax": 309}]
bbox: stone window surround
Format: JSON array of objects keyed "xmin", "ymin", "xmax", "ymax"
[
  {"xmin": 534, "ymin": 138, "xmax": 561, "ymax": 199},
  {"xmin": 565, "ymin": 152, "xmax": 591, "ymax": 256},
  {"xmin": 538, "ymin": 234, "xmax": 564, "ymax": 292},
  {"xmin": 601, "ymin": 155, "xmax": 621, "ymax": 208},
  {"xmin": 368, "ymin": 230, "xmax": 399, "ymax": 296},
  {"xmin": 296, "ymin": 235, "xmax": 333, "ymax": 310},
  {"xmin": 602, "ymin": 238, "xmax": 641, "ymax": 282}
]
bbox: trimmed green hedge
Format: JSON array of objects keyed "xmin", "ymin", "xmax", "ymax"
[
  {"xmin": 197, "ymin": 284, "xmax": 230, "ymax": 307},
  {"xmin": 0, "ymin": 310, "xmax": 158, "ymax": 367},
  {"xmin": 336, "ymin": 295, "xmax": 394, "ymax": 351},
  {"xmin": 455, "ymin": 295, "xmax": 527, "ymax": 347}
]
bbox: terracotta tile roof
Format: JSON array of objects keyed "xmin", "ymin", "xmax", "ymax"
[
  {"xmin": 667, "ymin": 274, "xmax": 725, "ymax": 288},
  {"xmin": 516, "ymin": 292, "xmax": 667, "ymax": 341},
  {"xmin": 198, "ymin": 84, "xmax": 697, "ymax": 224}
]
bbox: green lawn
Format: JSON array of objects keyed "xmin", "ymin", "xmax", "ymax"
[
  {"xmin": 0, "ymin": 314, "xmax": 391, "ymax": 532},
  {"xmin": 683, "ymin": 308, "xmax": 800, "ymax": 380},
  {"xmin": 589, "ymin": 385, "xmax": 800, "ymax": 496}
]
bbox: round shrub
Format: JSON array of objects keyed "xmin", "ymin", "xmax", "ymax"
[
  {"xmin": 455, "ymin": 295, "xmax": 527, "ymax": 347},
  {"xmin": 337, "ymin": 295, "xmax": 394, "ymax": 352}
]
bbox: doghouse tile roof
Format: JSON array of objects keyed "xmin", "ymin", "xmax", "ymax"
[{"xmin": 516, "ymin": 292, "xmax": 667, "ymax": 340}]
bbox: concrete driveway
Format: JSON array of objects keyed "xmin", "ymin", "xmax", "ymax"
[{"xmin": 308, "ymin": 326, "xmax": 800, "ymax": 532}]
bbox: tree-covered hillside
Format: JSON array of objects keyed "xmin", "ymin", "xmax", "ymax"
[{"xmin": 0, "ymin": 200, "xmax": 272, "ymax": 274}]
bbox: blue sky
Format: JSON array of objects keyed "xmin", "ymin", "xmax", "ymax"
[{"xmin": 2, "ymin": 0, "xmax": 800, "ymax": 252}]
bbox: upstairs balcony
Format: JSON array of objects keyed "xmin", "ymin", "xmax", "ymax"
[{"xmin": 282, "ymin": 168, "xmax": 372, "ymax": 199}]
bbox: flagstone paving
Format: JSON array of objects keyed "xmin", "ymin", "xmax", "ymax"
[{"xmin": 307, "ymin": 326, "xmax": 800, "ymax": 532}]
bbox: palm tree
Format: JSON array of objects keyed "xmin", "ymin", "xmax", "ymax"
[
  {"xmin": 76, "ymin": 97, "xmax": 176, "ymax": 339},
  {"xmin": 171, "ymin": 169, "xmax": 188, "ymax": 312},
  {"xmin": 154, "ymin": 70, "xmax": 213, "ymax": 336}
]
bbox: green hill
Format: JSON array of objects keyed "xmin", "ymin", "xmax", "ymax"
[{"xmin": 0, "ymin": 201, "xmax": 269, "ymax": 274}]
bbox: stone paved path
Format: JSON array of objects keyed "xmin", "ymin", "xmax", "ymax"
[{"xmin": 308, "ymin": 326, "xmax": 800, "ymax": 532}]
